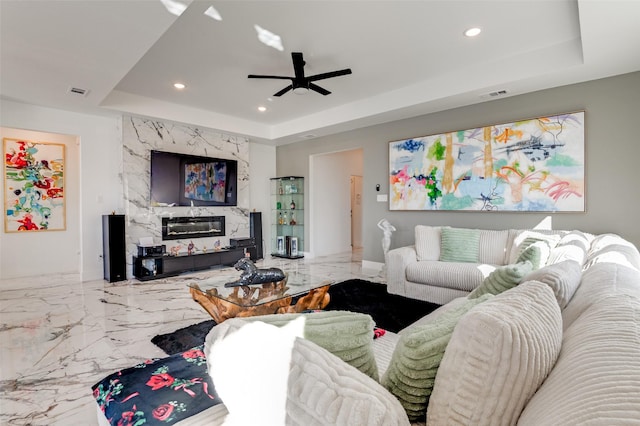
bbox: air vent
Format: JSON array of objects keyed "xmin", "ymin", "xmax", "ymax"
[
  {"xmin": 489, "ymin": 90, "xmax": 507, "ymax": 97},
  {"xmin": 479, "ymin": 89, "xmax": 508, "ymax": 100},
  {"xmin": 68, "ymin": 87, "xmax": 89, "ymax": 97}
]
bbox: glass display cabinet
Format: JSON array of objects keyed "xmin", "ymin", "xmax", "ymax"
[{"xmin": 270, "ymin": 176, "xmax": 304, "ymax": 259}]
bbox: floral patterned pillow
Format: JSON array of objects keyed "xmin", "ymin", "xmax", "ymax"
[{"xmin": 92, "ymin": 345, "xmax": 220, "ymax": 425}]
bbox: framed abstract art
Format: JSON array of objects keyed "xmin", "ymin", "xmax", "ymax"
[
  {"xmin": 4, "ymin": 138, "xmax": 66, "ymax": 232},
  {"xmin": 389, "ymin": 111, "xmax": 585, "ymax": 212}
]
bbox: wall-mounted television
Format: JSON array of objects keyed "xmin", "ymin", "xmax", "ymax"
[{"xmin": 150, "ymin": 150, "xmax": 238, "ymax": 207}]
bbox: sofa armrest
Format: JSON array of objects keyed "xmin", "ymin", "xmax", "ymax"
[{"xmin": 386, "ymin": 245, "xmax": 418, "ymax": 296}]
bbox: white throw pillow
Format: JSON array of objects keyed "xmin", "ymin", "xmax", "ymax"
[
  {"xmin": 426, "ymin": 281, "xmax": 562, "ymax": 426},
  {"xmin": 415, "ymin": 225, "xmax": 443, "ymax": 261},
  {"xmin": 478, "ymin": 229, "xmax": 510, "ymax": 265},
  {"xmin": 521, "ymin": 259, "xmax": 583, "ymax": 309},
  {"xmin": 208, "ymin": 317, "xmax": 410, "ymax": 426}
]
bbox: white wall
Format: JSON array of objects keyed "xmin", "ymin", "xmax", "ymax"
[
  {"xmin": 0, "ymin": 100, "xmax": 122, "ymax": 281},
  {"xmin": 277, "ymin": 72, "xmax": 640, "ymax": 263},
  {"xmin": 0, "ymin": 99, "xmax": 277, "ymax": 280},
  {"xmin": 310, "ymin": 149, "xmax": 363, "ymax": 257},
  {"xmin": 249, "ymin": 142, "xmax": 276, "ymax": 257},
  {"xmin": 0, "ymin": 127, "xmax": 80, "ymax": 278}
]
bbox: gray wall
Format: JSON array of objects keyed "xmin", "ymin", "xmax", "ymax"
[{"xmin": 276, "ymin": 71, "xmax": 640, "ymax": 263}]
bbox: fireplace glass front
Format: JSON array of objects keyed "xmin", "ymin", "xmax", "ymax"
[{"xmin": 162, "ymin": 216, "xmax": 225, "ymax": 240}]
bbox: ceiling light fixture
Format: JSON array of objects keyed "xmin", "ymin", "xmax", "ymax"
[
  {"xmin": 257, "ymin": 106, "xmax": 267, "ymax": 112},
  {"xmin": 464, "ymin": 27, "xmax": 482, "ymax": 37},
  {"xmin": 254, "ymin": 24, "xmax": 284, "ymax": 51},
  {"xmin": 173, "ymin": 83, "xmax": 186, "ymax": 89},
  {"xmin": 204, "ymin": 5, "xmax": 222, "ymax": 21}
]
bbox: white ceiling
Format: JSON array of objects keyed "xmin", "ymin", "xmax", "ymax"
[{"xmin": 2, "ymin": 0, "xmax": 639, "ymax": 145}]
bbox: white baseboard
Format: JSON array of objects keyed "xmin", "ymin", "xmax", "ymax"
[{"xmin": 361, "ymin": 260, "xmax": 384, "ymax": 272}]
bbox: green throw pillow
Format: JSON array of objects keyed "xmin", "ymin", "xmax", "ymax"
[
  {"xmin": 440, "ymin": 228, "xmax": 481, "ymax": 263},
  {"xmin": 468, "ymin": 261, "xmax": 533, "ymax": 299},
  {"xmin": 381, "ymin": 294, "xmax": 493, "ymax": 420},
  {"xmin": 228, "ymin": 310, "xmax": 379, "ymax": 380},
  {"xmin": 517, "ymin": 240, "xmax": 550, "ymax": 270}
]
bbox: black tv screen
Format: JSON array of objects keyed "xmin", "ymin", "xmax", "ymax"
[{"xmin": 150, "ymin": 150, "xmax": 238, "ymax": 207}]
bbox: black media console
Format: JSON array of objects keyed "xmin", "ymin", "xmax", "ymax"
[{"xmin": 133, "ymin": 247, "xmax": 252, "ymax": 281}]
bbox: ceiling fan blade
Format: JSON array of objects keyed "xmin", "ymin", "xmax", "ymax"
[
  {"xmin": 309, "ymin": 83, "xmax": 331, "ymax": 96},
  {"xmin": 248, "ymin": 74, "xmax": 292, "ymax": 80},
  {"xmin": 292, "ymin": 52, "xmax": 305, "ymax": 79},
  {"xmin": 274, "ymin": 85, "xmax": 293, "ymax": 97},
  {"xmin": 307, "ymin": 68, "xmax": 352, "ymax": 82}
]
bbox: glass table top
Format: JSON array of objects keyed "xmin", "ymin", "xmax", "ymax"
[{"xmin": 188, "ymin": 271, "xmax": 333, "ymax": 308}]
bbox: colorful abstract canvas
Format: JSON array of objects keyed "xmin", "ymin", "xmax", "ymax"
[
  {"xmin": 389, "ymin": 111, "xmax": 585, "ymax": 212},
  {"xmin": 184, "ymin": 162, "xmax": 226, "ymax": 202},
  {"xmin": 4, "ymin": 138, "xmax": 66, "ymax": 232}
]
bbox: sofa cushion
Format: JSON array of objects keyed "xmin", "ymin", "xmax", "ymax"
[
  {"xmin": 588, "ymin": 233, "xmax": 640, "ymax": 268},
  {"xmin": 478, "ymin": 229, "xmax": 510, "ymax": 265},
  {"xmin": 415, "ymin": 225, "xmax": 443, "ymax": 261},
  {"xmin": 406, "ymin": 261, "xmax": 493, "ymax": 292},
  {"xmin": 518, "ymin": 294, "xmax": 640, "ymax": 425},
  {"xmin": 557, "ymin": 230, "xmax": 592, "ymax": 251},
  {"xmin": 509, "ymin": 231, "xmax": 561, "ymax": 264},
  {"xmin": 562, "ymin": 262, "xmax": 640, "ymax": 330},
  {"xmin": 204, "ymin": 311, "xmax": 379, "ymax": 380},
  {"xmin": 426, "ymin": 281, "xmax": 562, "ymax": 426},
  {"xmin": 467, "ymin": 261, "xmax": 533, "ymax": 299},
  {"xmin": 522, "ymin": 260, "xmax": 583, "ymax": 309},
  {"xmin": 548, "ymin": 244, "xmax": 586, "ymax": 265},
  {"xmin": 381, "ymin": 295, "xmax": 492, "ymax": 421},
  {"xmin": 585, "ymin": 233, "xmax": 640, "ymax": 270},
  {"xmin": 208, "ymin": 318, "xmax": 410, "ymax": 426},
  {"xmin": 440, "ymin": 228, "xmax": 481, "ymax": 263}
]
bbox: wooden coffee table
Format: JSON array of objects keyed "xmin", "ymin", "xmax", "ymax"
[{"xmin": 188, "ymin": 273, "xmax": 333, "ymax": 323}]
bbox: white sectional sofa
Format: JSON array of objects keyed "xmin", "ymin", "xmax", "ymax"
[
  {"xmin": 96, "ymin": 230, "xmax": 640, "ymax": 425},
  {"xmin": 386, "ymin": 225, "xmax": 589, "ymax": 304}
]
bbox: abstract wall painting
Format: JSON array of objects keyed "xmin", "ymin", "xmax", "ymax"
[
  {"xmin": 184, "ymin": 162, "xmax": 227, "ymax": 202},
  {"xmin": 4, "ymin": 138, "xmax": 66, "ymax": 232},
  {"xmin": 389, "ymin": 111, "xmax": 585, "ymax": 212}
]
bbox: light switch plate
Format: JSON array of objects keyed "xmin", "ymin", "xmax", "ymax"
[{"xmin": 376, "ymin": 194, "xmax": 388, "ymax": 202}]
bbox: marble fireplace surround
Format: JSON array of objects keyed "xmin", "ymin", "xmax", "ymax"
[{"xmin": 122, "ymin": 116, "xmax": 250, "ymax": 278}]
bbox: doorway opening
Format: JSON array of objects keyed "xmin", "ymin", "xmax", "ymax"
[{"xmin": 309, "ymin": 148, "xmax": 363, "ymax": 257}]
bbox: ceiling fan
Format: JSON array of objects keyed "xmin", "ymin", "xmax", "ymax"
[{"xmin": 248, "ymin": 52, "xmax": 352, "ymax": 97}]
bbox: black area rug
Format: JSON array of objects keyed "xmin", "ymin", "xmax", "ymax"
[{"xmin": 151, "ymin": 279, "xmax": 440, "ymax": 355}]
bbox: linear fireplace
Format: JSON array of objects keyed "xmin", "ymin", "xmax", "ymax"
[{"xmin": 161, "ymin": 216, "xmax": 225, "ymax": 240}]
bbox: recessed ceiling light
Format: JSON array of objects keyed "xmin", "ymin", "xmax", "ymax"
[
  {"xmin": 464, "ymin": 27, "xmax": 482, "ymax": 37},
  {"xmin": 258, "ymin": 106, "xmax": 267, "ymax": 112},
  {"xmin": 173, "ymin": 83, "xmax": 186, "ymax": 89}
]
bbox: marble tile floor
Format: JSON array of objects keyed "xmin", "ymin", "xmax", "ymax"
[{"xmin": 0, "ymin": 250, "xmax": 383, "ymax": 425}]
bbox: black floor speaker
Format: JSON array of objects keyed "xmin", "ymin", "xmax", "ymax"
[
  {"xmin": 102, "ymin": 214, "xmax": 126, "ymax": 282},
  {"xmin": 249, "ymin": 211, "xmax": 263, "ymax": 261}
]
